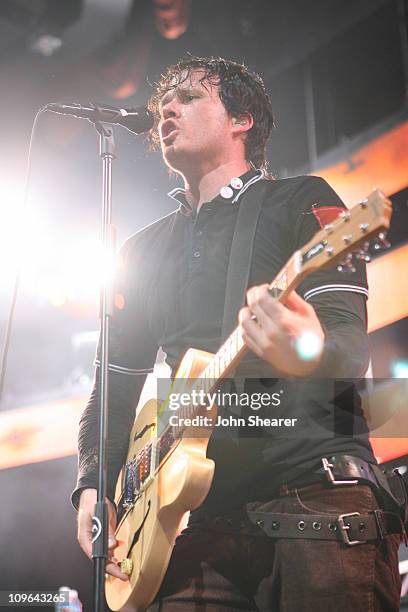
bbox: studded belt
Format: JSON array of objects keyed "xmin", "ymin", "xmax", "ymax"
[
  {"xmin": 247, "ymin": 508, "xmax": 403, "ymax": 546},
  {"xmin": 188, "ymin": 454, "xmax": 406, "ymax": 546},
  {"xmin": 190, "ymin": 508, "xmax": 403, "ymax": 547}
]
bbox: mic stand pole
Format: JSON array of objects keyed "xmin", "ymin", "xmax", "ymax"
[{"xmin": 92, "ymin": 121, "xmax": 116, "ymax": 612}]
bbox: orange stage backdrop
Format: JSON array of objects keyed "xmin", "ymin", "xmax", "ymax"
[
  {"xmin": 367, "ymin": 244, "xmax": 408, "ymax": 332},
  {"xmin": 318, "ymin": 120, "xmax": 408, "ymax": 206},
  {"xmin": 0, "ymin": 396, "xmax": 85, "ymax": 470}
]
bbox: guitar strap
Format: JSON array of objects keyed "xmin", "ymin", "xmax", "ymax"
[
  {"xmin": 220, "ymin": 178, "xmax": 273, "ymax": 395},
  {"xmin": 221, "ymin": 178, "xmax": 272, "ymax": 342}
]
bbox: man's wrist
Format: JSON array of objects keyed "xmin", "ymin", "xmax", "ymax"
[{"xmin": 78, "ymin": 487, "xmax": 97, "ymax": 505}]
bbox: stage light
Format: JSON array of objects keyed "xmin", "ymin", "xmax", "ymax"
[
  {"xmin": 33, "ymin": 235, "xmax": 111, "ymax": 307},
  {"xmin": 29, "ymin": 34, "xmax": 62, "ymax": 57},
  {"xmin": 0, "ymin": 186, "xmax": 113, "ymax": 309},
  {"xmin": 0, "ymin": 181, "xmax": 51, "ymax": 288},
  {"xmin": 391, "ymin": 360, "xmax": 408, "ymax": 378},
  {"xmin": 295, "ymin": 331, "xmax": 323, "ymax": 361}
]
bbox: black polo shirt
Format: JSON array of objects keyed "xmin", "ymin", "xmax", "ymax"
[{"xmin": 73, "ymin": 171, "xmax": 376, "ymax": 511}]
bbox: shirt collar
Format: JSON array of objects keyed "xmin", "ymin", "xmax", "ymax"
[{"xmin": 168, "ymin": 169, "xmax": 264, "ymax": 217}]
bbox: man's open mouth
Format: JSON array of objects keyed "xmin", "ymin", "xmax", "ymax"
[{"xmin": 161, "ymin": 119, "xmax": 180, "ymax": 145}]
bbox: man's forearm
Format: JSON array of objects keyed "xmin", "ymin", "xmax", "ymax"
[
  {"xmin": 311, "ymin": 291, "xmax": 370, "ymax": 378},
  {"xmin": 72, "ymin": 370, "xmax": 145, "ymax": 509}
]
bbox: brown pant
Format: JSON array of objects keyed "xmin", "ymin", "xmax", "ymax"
[{"xmin": 147, "ymin": 483, "xmax": 401, "ymax": 611}]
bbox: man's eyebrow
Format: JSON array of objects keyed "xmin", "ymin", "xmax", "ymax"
[
  {"xmin": 159, "ymin": 85, "xmax": 204, "ymax": 108},
  {"xmin": 159, "ymin": 89, "xmax": 175, "ymax": 108}
]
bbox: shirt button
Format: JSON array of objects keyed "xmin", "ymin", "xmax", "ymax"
[
  {"xmin": 193, "ymin": 250, "xmax": 201, "ymax": 258},
  {"xmin": 230, "ymin": 177, "xmax": 243, "ymax": 190},
  {"xmin": 196, "ymin": 230, "xmax": 203, "ymax": 236},
  {"xmin": 220, "ymin": 186, "xmax": 234, "ymax": 199}
]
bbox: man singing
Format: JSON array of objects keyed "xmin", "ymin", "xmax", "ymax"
[{"xmin": 73, "ymin": 57, "xmax": 403, "ymax": 611}]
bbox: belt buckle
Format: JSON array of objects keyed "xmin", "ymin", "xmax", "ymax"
[
  {"xmin": 322, "ymin": 457, "xmax": 358, "ymax": 486},
  {"xmin": 337, "ymin": 512, "xmax": 365, "ymax": 546}
]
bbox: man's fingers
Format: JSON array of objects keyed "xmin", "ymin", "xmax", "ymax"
[
  {"xmin": 77, "ymin": 504, "xmax": 118, "ymax": 559},
  {"xmin": 77, "ymin": 528, "xmax": 93, "ymax": 559},
  {"xmin": 246, "ymin": 285, "xmax": 310, "ymax": 317},
  {"xmin": 239, "ymin": 303, "xmax": 279, "ymax": 339},
  {"xmin": 78, "ymin": 528, "xmax": 128, "ymax": 582},
  {"xmin": 283, "ymin": 290, "xmax": 311, "ymax": 314},
  {"xmin": 239, "ymin": 306, "xmax": 272, "ymax": 355},
  {"xmin": 246, "ymin": 284, "xmax": 286, "ymax": 319},
  {"xmin": 77, "ymin": 509, "xmax": 94, "ymax": 558},
  {"xmin": 239, "ymin": 306, "xmax": 264, "ymax": 339},
  {"xmin": 108, "ymin": 515, "xmax": 117, "ymax": 548},
  {"xmin": 105, "ymin": 560, "xmax": 129, "ymax": 582},
  {"xmin": 76, "ymin": 493, "xmax": 127, "ymax": 581},
  {"xmin": 249, "ymin": 302, "xmax": 281, "ymax": 334},
  {"xmin": 246, "ymin": 284, "xmax": 270, "ymax": 307}
]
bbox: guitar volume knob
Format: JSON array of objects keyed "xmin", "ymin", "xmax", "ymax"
[{"xmin": 120, "ymin": 558, "xmax": 133, "ymax": 576}]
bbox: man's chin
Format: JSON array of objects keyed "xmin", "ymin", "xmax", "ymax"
[{"xmin": 163, "ymin": 146, "xmax": 191, "ymax": 172}]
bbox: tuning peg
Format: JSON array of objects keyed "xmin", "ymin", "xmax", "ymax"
[
  {"xmin": 372, "ymin": 231, "xmax": 391, "ymax": 251},
  {"xmin": 354, "ymin": 249, "xmax": 371, "ymax": 262},
  {"xmin": 337, "ymin": 263, "xmax": 357, "ymax": 273},
  {"xmin": 337, "ymin": 254, "xmax": 356, "ymax": 273}
]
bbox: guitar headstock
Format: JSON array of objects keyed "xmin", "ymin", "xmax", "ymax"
[{"xmin": 300, "ymin": 189, "xmax": 393, "ymax": 275}]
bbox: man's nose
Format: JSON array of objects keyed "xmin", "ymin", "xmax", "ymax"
[{"xmin": 162, "ymin": 98, "xmax": 179, "ymax": 120}]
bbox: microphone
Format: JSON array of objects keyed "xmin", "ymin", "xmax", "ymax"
[{"xmin": 43, "ymin": 102, "xmax": 154, "ymax": 135}]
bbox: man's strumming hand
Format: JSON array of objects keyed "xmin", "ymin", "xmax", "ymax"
[
  {"xmin": 77, "ymin": 488, "xmax": 129, "ymax": 581},
  {"xmin": 239, "ymin": 284, "xmax": 325, "ymax": 377}
]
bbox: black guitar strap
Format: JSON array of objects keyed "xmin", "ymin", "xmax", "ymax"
[{"xmin": 221, "ymin": 178, "xmax": 272, "ymax": 341}]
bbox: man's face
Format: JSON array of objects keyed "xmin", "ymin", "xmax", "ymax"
[{"xmin": 158, "ymin": 70, "xmax": 235, "ymax": 173}]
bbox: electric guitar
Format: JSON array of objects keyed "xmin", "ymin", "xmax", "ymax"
[{"xmin": 105, "ymin": 189, "xmax": 392, "ymax": 611}]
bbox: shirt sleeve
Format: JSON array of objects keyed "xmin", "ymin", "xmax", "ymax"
[
  {"xmin": 71, "ymin": 236, "xmax": 159, "ymax": 509},
  {"xmin": 289, "ymin": 176, "xmax": 370, "ymax": 377}
]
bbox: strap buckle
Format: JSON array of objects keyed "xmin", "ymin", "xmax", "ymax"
[
  {"xmin": 337, "ymin": 512, "xmax": 365, "ymax": 546},
  {"xmin": 322, "ymin": 457, "xmax": 359, "ymax": 486}
]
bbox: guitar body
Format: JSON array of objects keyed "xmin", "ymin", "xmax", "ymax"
[{"xmin": 105, "ymin": 349, "xmax": 217, "ymax": 612}]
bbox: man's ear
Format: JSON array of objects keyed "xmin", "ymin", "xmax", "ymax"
[{"xmin": 231, "ymin": 114, "xmax": 254, "ymax": 134}]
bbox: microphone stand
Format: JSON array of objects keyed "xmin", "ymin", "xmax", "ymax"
[{"xmin": 91, "ymin": 121, "xmax": 116, "ymax": 612}]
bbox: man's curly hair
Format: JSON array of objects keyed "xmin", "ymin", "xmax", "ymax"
[{"xmin": 148, "ymin": 56, "xmax": 275, "ymax": 172}]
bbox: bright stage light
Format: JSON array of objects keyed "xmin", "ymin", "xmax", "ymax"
[
  {"xmin": 391, "ymin": 360, "xmax": 408, "ymax": 378},
  {"xmin": 0, "ymin": 180, "xmax": 116, "ymax": 310},
  {"xmin": 28, "ymin": 235, "xmax": 112, "ymax": 307},
  {"xmin": 295, "ymin": 331, "xmax": 323, "ymax": 361},
  {"xmin": 0, "ymin": 181, "xmax": 52, "ymax": 287}
]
